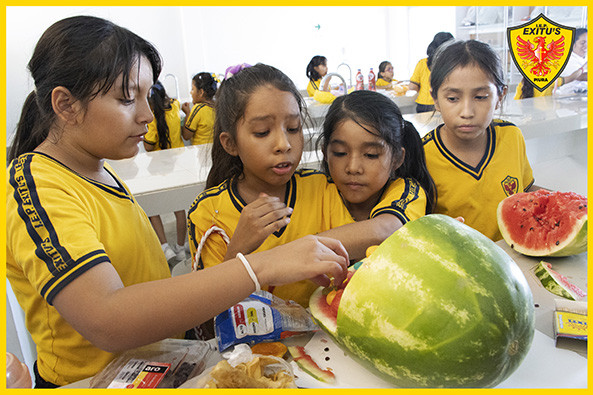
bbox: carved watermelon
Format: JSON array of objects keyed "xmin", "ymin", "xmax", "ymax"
[
  {"xmin": 309, "ymin": 214, "xmax": 535, "ymax": 388},
  {"xmin": 497, "ymin": 190, "xmax": 587, "ymax": 257}
]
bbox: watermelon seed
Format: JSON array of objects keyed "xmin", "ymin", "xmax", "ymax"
[
  {"xmin": 520, "ymin": 225, "xmax": 523, "ymax": 228},
  {"xmin": 579, "ymin": 206, "xmax": 583, "ymax": 209},
  {"xmin": 555, "ymin": 241, "xmax": 560, "ymax": 245},
  {"xmin": 555, "ymin": 222, "xmax": 560, "ymax": 227},
  {"xmin": 534, "ymin": 304, "xmax": 539, "ymax": 308},
  {"xmin": 529, "ymin": 227, "xmax": 534, "ymax": 231},
  {"xmin": 510, "ymin": 244, "xmax": 514, "ymax": 249},
  {"xmin": 522, "ymin": 208, "xmax": 526, "ymax": 211}
]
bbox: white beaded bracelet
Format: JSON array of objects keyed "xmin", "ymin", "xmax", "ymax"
[{"xmin": 236, "ymin": 252, "xmax": 261, "ymax": 292}]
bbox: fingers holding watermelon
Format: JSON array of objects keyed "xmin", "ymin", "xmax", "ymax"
[{"xmin": 248, "ymin": 235, "xmax": 349, "ymax": 289}]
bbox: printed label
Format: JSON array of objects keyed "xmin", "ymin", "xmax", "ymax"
[
  {"xmin": 107, "ymin": 360, "xmax": 171, "ymax": 388},
  {"xmin": 231, "ymin": 301, "xmax": 274, "ymax": 339}
]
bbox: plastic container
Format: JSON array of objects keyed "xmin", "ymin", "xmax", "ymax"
[
  {"xmin": 367, "ymin": 68, "xmax": 376, "ymax": 91},
  {"xmin": 6, "ymin": 352, "xmax": 32, "ymax": 388},
  {"xmin": 355, "ymin": 69, "xmax": 364, "ymax": 91}
]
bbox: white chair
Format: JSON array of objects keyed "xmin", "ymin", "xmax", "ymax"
[{"xmin": 6, "ymin": 278, "xmax": 36, "ymax": 384}]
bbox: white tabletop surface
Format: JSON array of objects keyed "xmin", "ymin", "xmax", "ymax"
[{"xmin": 107, "ymin": 93, "xmax": 586, "ymax": 216}]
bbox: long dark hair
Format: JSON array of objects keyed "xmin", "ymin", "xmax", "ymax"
[
  {"xmin": 317, "ymin": 90, "xmax": 436, "ymax": 214},
  {"xmin": 430, "ymin": 39, "xmax": 507, "ymax": 101},
  {"xmin": 520, "ymin": 76, "xmax": 535, "ymax": 99},
  {"xmin": 8, "ymin": 15, "xmax": 162, "ymax": 162},
  {"xmin": 148, "ymin": 80, "xmax": 172, "ymax": 150},
  {"xmin": 426, "ymin": 32, "xmax": 454, "ymax": 69},
  {"xmin": 191, "ymin": 72, "xmax": 218, "ymax": 100},
  {"xmin": 206, "ymin": 63, "xmax": 308, "ymax": 189},
  {"xmin": 306, "ymin": 55, "xmax": 327, "ymax": 81}
]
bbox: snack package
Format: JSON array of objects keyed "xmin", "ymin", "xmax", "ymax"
[
  {"xmin": 89, "ymin": 338, "xmax": 217, "ymax": 388},
  {"xmin": 214, "ymin": 290, "xmax": 318, "ymax": 352},
  {"xmin": 197, "ymin": 344, "xmax": 296, "ymax": 388}
]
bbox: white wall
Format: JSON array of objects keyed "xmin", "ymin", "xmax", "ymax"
[{"xmin": 5, "ymin": 6, "xmax": 455, "ymax": 146}]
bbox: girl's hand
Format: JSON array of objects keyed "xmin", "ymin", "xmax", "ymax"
[
  {"xmin": 249, "ymin": 235, "xmax": 349, "ymax": 288},
  {"xmin": 181, "ymin": 102, "xmax": 191, "ymax": 115},
  {"xmin": 225, "ymin": 193, "xmax": 293, "ymax": 259}
]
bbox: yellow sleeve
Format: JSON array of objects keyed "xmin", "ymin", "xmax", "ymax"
[
  {"xmin": 370, "ymin": 178, "xmax": 427, "ymax": 224},
  {"xmin": 307, "ymin": 79, "xmax": 320, "ymax": 97},
  {"xmin": 517, "ymin": 129, "xmax": 534, "ymax": 190},
  {"xmin": 376, "ymin": 78, "xmax": 390, "ymax": 87},
  {"xmin": 410, "ymin": 59, "xmax": 424, "ymax": 85},
  {"xmin": 144, "ymin": 119, "xmax": 159, "ymax": 145},
  {"xmin": 313, "ymin": 89, "xmax": 336, "ymax": 104}
]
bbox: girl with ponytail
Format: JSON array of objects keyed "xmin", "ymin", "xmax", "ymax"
[
  {"xmin": 143, "ymin": 80, "xmax": 188, "ymax": 263},
  {"xmin": 318, "ymin": 90, "xmax": 436, "ymax": 230}
]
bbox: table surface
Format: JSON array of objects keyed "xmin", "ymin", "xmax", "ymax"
[{"xmin": 107, "ymin": 93, "xmax": 587, "ymax": 216}]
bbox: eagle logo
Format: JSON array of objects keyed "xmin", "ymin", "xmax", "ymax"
[
  {"xmin": 508, "ymin": 14, "xmax": 575, "ymax": 92},
  {"xmin": 501, "ymin": 176, "xmax": 519, "ymax": 197}
]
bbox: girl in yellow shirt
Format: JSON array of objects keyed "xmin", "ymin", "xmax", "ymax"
[{"xmin": 182, "ymin": 72, "xmax": 217, "ymax": 145}]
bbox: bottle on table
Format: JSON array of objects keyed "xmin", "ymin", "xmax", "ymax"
[
  {"xmin": 355, "ymin": 69, "xmax": 364, "ymax": 91},
  {"xmin": 367, "ymin": 68, "xmax": 376, "ymax": 91}
]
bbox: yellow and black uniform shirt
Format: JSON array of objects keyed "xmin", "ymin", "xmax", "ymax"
[
  {"xmin": 423, "ymin": 120, "xmax": 534, "ymax": 241},
  {"xmin": 144, "ymin": 99, "xmax": 184, "ymax": 149},
  {"xmin": 6, "ymin": 153, "xmax": 171, "ymax": 386},
  {"xmin": 184, "ymin": 103, "xmax": 215, "ymax": 145},
  {"xmin": 187, "ymin": 169, "xmax": 352, "ymax": 307},
  {"xmin": 330, "ymin": 176, "xmax": 427, "ymax": 224}
]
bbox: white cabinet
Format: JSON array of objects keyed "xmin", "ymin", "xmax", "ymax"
[{"xmin": 456, "ymin": 7, "xmax": 587, "ymax": 87}]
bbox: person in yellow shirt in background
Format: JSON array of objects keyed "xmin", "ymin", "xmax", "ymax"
[
  {"xmin": 376, "ymin": 61, "xmax": 397, "ymax": 89},
  {"xmin": 306, "ymin": 55, "xmax": 328, "ymax": 96},
  {"xmin": 143, "ymin": 81, "xmax": 188, "ymax": 265},
  {"xmin": 514, "ymin": 67, "xmax": 584, "ymax": 99},
  {"xmin": 181, "ymin": 72, "xmax": 217, "ymax": 145},
  {"xmin": 409, "ymin": 32, "xmax": 454, "ymax": 113}
]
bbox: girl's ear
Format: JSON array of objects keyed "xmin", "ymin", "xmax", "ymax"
[
  {"xmin": 496, "ymin": 86, "xmax": 508, "ymax": 110},
  {"xmin": 51, "ymin": 86, "xmax": 82, "ymax": 124},
  {"xmin": 219, "ymin": 132, "xmax": 238, "ymax": 156},
  {"xmin": 432, "ymin": 89, "xmax": 441, "ymax": 112},
  {"xmin": 393, "ymin": 147, "xmax": 406, "ymax": 173}
]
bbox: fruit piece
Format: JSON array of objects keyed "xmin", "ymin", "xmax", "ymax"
[
  {"xmin": 497, "ymin": 190, "xmax": 587, "ymax": 257},
  {"xmin": 250, "ymin": 342, "xmax": 288, "ymax": 358},
  {"xmin": 534, "ymin": 261, "xmax": 586, "ymax": 300},
  {"xmin": 309, "ymin": 214, "xmax": 535, "ymax": 388},
  {"xmin": 287, "ymin": 346, "xmax": 335, "ymax": 384}
]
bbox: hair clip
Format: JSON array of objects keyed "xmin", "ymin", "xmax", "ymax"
[{"xmin": 224, "ymin": 63, "xmax": 252, "ymax": 80}]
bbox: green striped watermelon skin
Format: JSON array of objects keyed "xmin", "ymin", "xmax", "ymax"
[{"xmin": 312, "ymin": 214, "xmax": 535, "ymax": 388}]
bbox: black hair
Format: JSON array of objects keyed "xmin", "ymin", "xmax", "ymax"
[
  {"xmin": 575, "ymin": 27, "xmax": 587, "ymax": 40},
  {"xmin": 317, "ymin": 90, "xmax": 436, "ymax": 214},
  {"xmin": 426, "ymin": 32, "xmax": 454, "ymax": 69},
  {"xmin": 191, "ymin": 72, "xmax": 218, "ymax": 100},
  {"xmin": 306, "ymin": 55, "xmax": 327, "ymax": 81},
  {"xmin": 8, "ymin": 15, "xmax": 162, "ymax": 163},
  {"xmin": 148, "ymin": 80, "xmax": 173, "ymax": 150},
  {"xmin": 206, "ymin": 63, "xmax": 308, "ymax": 189},
  {"xmin": 520, "ymin": 76, "xmax": 535, "ymax": 99},
  {"xmin": 430, "ymin": 39, "xmax": 507, "ymax": 101},
  {"xmin": 378, "ymin": 61, "xmax": 392, "ymax": 81}
]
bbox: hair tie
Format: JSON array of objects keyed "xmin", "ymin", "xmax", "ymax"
[
  {"xmin": 224, "ymin": 63, "xmax": 252, "ymax": 80},
  {"xmin": 211, "ymin": 73, "xmax": 220, "ymax": 84}
]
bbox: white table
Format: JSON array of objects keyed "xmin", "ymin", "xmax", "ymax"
[{"xmin": 108, "ymin": 94, "xmax": 586, "ymax": 216}]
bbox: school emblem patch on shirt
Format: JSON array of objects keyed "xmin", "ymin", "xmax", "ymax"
[
  {"xmin": 501, "ymin": 175, "xmax": 519, "ymax": 197},
  {"xmin": 507, "ymin": 14, "xmax": 575, "ymax": 92}
]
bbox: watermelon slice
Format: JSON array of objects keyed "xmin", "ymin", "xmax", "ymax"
[
  {"xmin": 497, "ymin": 190, "xmax": 587, "ymax": 257},
  {"xmin": 534, "ymin": 261, "xmax": 586, "ymax": 300},
  {"xmin": 287, "ymin": 346, "xmax": 336, "ymax": 384}
]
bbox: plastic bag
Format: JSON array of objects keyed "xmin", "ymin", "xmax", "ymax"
[
  {"xmin": 89, "ymin": 338, "xmax": 217, "ymax": 388},
  {"xmin": 214, "ymin": 290, "xmax": 318, "ymax": 352},
  {"xmin": 196, "ymin": 344, "xmax": 296, "ymax": 388}
]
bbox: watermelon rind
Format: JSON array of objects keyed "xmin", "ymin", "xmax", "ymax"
[
  {"xmin": 497, "ymin": 191, "xmax": 587, "ymax": 257},
  {"xmin": 310, "ymin": 214, "xmax": 535, "ymax": 388},
  {"xmin": 287, "ymin": 346, "xmax": 336, "ymax": 384},
  {"xmin": 534, "ymin": 261, "xmax": 586, "ymax": 301}
]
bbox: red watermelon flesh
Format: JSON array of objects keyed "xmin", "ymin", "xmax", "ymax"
[{"xmin": 497, "ymin": 190, "xmax": 587, "ymax": 257}]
